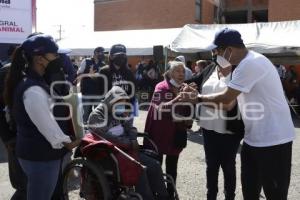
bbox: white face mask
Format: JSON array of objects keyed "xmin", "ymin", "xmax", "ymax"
[
  {"xmin": 170, "ymin": 79, "xmax": 181, "ymax": 88},
  {"xmin": 216, "ymin": 48, "xmax": 232, "ymax": 69}
]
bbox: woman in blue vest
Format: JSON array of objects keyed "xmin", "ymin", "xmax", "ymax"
[{"xmin": 3, "ymin": 34, "xmax": 80, "ymax": 200}]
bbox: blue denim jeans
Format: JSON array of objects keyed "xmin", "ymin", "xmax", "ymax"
[{"xmin": 18, "ymin": 158, "xmax": 61, "ymax": 200}]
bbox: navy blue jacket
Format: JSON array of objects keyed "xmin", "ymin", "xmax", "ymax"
[{"xmin": 13, "ymin": 70, "xmax": 67, "ymax": 161}]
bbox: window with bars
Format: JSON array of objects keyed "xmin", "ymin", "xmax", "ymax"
[{"xmin": 195, "ymin": 0, "xmax": 201, "ymax": 22}]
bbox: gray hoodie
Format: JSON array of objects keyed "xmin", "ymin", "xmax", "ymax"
[{"xmin": 87, "ymin": 86, "xmax": 137, "ymax": 150}]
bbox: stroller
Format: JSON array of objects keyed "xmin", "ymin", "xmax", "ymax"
[{"xmin": 62, "ymin": 131, "xmax": 179, "ymax": 200}]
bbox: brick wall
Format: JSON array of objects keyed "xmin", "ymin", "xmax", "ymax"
[
  {"xmin": 201, "ymin": 0, "xmax": 215, "ymax": 24},
  {"xmin": 225, "ymin": 0, "xmax": 247, "ymax": 8},
  {"xmin": 252, "ymin": 0, "xmax": 268, "ymax": 7},
  {"xmin": 269, "ymin": 0, "xmax": 300, "ymax": 21},
  {"xmin": 94, "ymin": 0, "xmax": 300, "ymax": 31},
  {"xmin": 94, "ymin": 0, "xmax": 196, "ymax": 31}
]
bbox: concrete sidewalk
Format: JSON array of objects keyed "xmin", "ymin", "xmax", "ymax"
[{"xmin": 0, "ymin": 111, "xmax": 299, "ymax": 199}]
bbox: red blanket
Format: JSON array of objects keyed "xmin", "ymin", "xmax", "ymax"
[{"xmin": 80, "ymin": 133, "xmax": 143, "ymax": 186}]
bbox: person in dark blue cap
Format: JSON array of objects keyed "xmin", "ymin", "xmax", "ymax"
[
  {"xmin": 93, "ymin": 44, "xmax": 136, "ymax": 121},
  {"xmin": 3, "ymin": 34, "xmax": 80, "ymax": 200},
  {"xmin": 77, "ymin": 46, "xmax": 107, "ymax": 123},
  {"xmin": 27, "ymin": 32, "xmax": 76, "ymax": 93},
  {"xmin": 181, "ymin": 28, "xmax": 295, "ymax": 200},
  {"xmin": 77, "ymin": 46, "xmax": 106, "ymax": 75}
]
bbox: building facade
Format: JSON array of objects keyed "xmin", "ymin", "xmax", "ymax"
[
  {"xmin": 269, "ymin": 0, "xmax": 300, "ymax": 21},
  {"xmin": 94, "ymin": 0, "xmax": 198, "ymax": 31},
  {"xmin": 94, "ymin": 0, "xmax": 300, "ymax": 31}
]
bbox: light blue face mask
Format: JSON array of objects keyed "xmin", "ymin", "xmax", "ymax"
[
  {"xmin": 170, "ymin": 79, "xmax": 181, "ymax": 88},
  {"xmin": 114, "ymin": 104, "xmax": 126, "ymax": 116}
]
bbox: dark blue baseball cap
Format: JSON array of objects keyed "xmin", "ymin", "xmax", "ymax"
[
  {"xmin": 94, "ymin": 46, "xmax": 105, "ymax": 53},
  {"xmin": 207, "ymin": 28, "xmax": 244, "ymax": 50},
  {"xmin": 110, "ymin": 44, "xmax": 126, "ymax": 56},
  {"xmin": 21, "ymin": 34, "xmax": 60, "ymax": 57}
]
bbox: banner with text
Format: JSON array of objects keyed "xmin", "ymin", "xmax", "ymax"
[{"xmin": 0, "ymin": 0, "xmax": 33, "ymax": 44}]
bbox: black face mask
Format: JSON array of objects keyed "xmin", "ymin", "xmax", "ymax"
[
  {"xmin": 112, "ymin": 55, "xmax": 127, "ymax": 67},
  {"xmin": 45, "ymin": 57, "xmax": 64, "ymax": 74},
  {"xmin": 44, "ymin": 57, "xmax": 64, "ymax": 83},
  {"xmin": 97, "ymin": 54, "xmax": 105, "ymax": 61},
  {"xmin": 44, "ymin": 57, "xmax": 69, "ymax": 95}
]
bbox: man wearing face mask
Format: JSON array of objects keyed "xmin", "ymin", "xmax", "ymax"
[
  {"xmin": 181, "ymin": 28, "xmax": 295, "ymax": 200},
  {"xmin": 77, "ymin": 46, "xmax": 106, "ymax": 75},
  {"xmin": 96, "ymin": 44, "xmax": 136, "ymax": 112},
  {"xmin": 185, "ymin": 30, "xmax": 244, "ymax": 200},
  {"xmin": 77, "ymin": 47, "xmax": 106, "ymax": 123}
]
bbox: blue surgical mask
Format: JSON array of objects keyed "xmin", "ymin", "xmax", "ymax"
[
  {"xmin": 114, "ymin": 104, "xmax": 126, "ymax": 116},
  {"xmin": 170, "ymin": 79, "xmax": 182, "ymax": 88}
]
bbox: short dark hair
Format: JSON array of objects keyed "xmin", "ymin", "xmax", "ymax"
[{"xmin": 94, "ymin": 46, "xmax": 105, "ymax": 53}]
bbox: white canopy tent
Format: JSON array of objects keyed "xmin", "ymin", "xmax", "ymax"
[
  {"xmin": 57, "ymin": 28, "xmax": 182, "ymax": 56},
  {"xmin": 170, "ymin": 20, "xmax": 300, "ymax": 54}
]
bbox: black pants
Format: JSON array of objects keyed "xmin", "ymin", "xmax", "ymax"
[
  {"xmin": 136, "ymin": 153, "xmax": 169, "ymax": 200},
  {"xmin": 6, "ymin": 143, "xmax": 27, "ymax": 200},
  {"xmin": 202, "ymin": 129, "xmax": 241, "ymax": 200},
  {"xmin": 241, "ymin": 142, "xmax": 292, "ymax": 200},
  {"xmin": 158, "ymin": 154, "xmax": 179, "ymax": 198}
]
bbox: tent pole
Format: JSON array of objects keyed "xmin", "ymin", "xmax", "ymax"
[{"xmin": 164, "ymin": 46, "xmax": 168, "ymax": 72}]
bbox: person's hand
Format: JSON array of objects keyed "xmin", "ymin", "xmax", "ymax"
[
  {"xmin": 161, "ymin": 95, "xmax": 181, "ymax": 109},
  {"xmin": 178, "ymin": 90, "xmax": 199, "ymax": 103},
  {"xmin": 63, "ymin": 139, "xmax": 81, "ymax": 151},
  {"xmin": 73, "ymin": 74, "xmax": 83, "ymax": 84},
  {"xmin": 181, "ymin": 83, "xmax": 197, "ymax": 93},
  {"xmin": 89, "ymin": 68, "xmax": 97, "ymax": 74},
  {"xmin": 188, "ymin": 82, "xmax": 198, "ymax": 90}
]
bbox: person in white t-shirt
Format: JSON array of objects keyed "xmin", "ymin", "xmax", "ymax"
[{"xmin": 180, "ymin": 28, "xmax": 295, "ymax": 200}]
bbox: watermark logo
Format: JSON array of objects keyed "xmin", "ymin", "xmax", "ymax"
[
  {"xmin": 0, "ymin": 0, "xmax": 10, "ymax": 5},
  {"xmin": 48, "ymin": 79, "xmax": 265, "ymax": 128},
  {"xmin": 0, "ymin": 0, "xmax": 11, "ymax": 8}
]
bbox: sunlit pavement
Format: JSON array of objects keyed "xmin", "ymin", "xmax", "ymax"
[{"xmin": 0, "ymin": 110, "xmax": 299, "ymax": 200}]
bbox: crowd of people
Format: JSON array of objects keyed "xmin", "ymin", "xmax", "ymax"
[{"xmin": 0, "ymin": 28, "xmax": 296, "ymax": 200}]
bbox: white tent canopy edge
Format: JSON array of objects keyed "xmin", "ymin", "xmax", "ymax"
[
  {"xmin": 169, "ymin": 20, "xmax": 300, "ymax": 54},
  {"xmin": 57, "ymin": 28, "xmax": 182, "ymax": 56}
]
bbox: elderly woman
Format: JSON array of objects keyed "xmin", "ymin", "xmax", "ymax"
[{"xmin": 144, "ymin": 61, "xmax": 191, "ymax": 198}]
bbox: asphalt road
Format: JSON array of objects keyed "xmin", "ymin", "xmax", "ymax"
[{"xmin": 0, "ymin": 110, "xmax": 299, "ymax": 200}]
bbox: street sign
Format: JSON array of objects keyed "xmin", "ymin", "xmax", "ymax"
[{"xmin": 0, "ymin": 0, "xmax": 35, "ymax": 43}]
